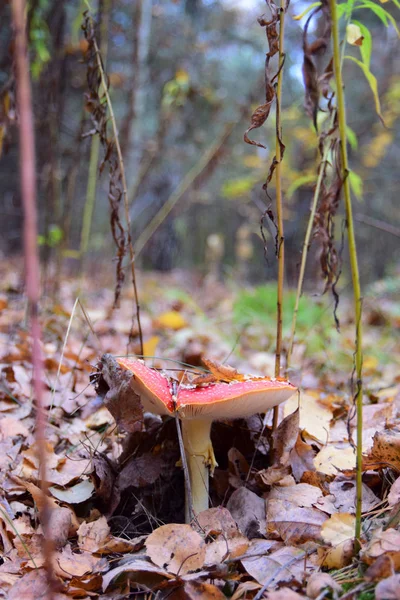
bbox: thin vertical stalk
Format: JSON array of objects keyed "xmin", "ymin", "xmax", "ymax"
[
  {"xmin": 272, "ymin": 0, "xmax": 286, "ymax": 431},
  {"xmin": 12, "ymin": 0, "xmax": 55, "ymax": 595},
  {"xmin": 92, "ymin": 32, "xmax": 144, "ymax": 355},
  {"xmin": 79, "ymin": 0, "xmax": 111, "ymax": 279},
  {"xmin": 286, "ymin": 146, "xmax": 330, "ymax": 371},
  {"xmin": 330, "ymin": 0, "xmax": 363, "ymax": 542}
]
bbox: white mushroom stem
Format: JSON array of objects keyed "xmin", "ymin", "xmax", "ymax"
[{"xmin": 181, "ymin": 418, "xmax": 217, "ymax": 523}]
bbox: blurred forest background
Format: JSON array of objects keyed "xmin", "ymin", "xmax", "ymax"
[{"xmin": 0, "ymin": 0, "xmax": 399, "ymax": 290}]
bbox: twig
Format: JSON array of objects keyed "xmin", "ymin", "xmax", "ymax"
[
  {"xmin": 11, "ymin": 0, "xmax": 55, "ymax": 596},
  {"xmin": 134, "ymin": 122, "xmax": 235, "ymax": 256},
  {"xmin": 355, "ymin": 213, "xmax": 400, "ymax": 238},
  {"xmin": 272, "ymin": 0, "xmax": 287, "ymax": 431},
  {"xmin": 90, "ymin": 22, "xmax": 144, "ymax": 356},
  {"xmin": 330, "ymin": 0, "xmax": 364, "ymax": 543}
]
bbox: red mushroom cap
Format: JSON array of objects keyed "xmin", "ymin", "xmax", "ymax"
[{"xmin": 117, "ymin": 358, "xmax": 296, "ymax": 419}]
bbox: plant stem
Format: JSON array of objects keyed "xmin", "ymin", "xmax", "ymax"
[
  {"xmin": 92, "ymin": 31, "xmax": 144, "ymax": 356},
  {"xmin": 79, "ymin": 0, "xmax": 111, "ymax": 282},
  {"xmin": 330, "ymin": 0, "xmax": 363, "ymax": 543},
  {"xmin": 286, "ymin": 146, "xmax": 329, "ymax": 371},
  {"xmin": 273, "ymin": 0, "xmax": 286, "ymax": 431},
  {"xmin": 12, "ymin": 0, "xmax": 55, "ymax": 594}
]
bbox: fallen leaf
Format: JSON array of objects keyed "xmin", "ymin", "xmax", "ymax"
[
  {"xmin": 77, "ymin": 516, "xmax": 110, "ymax": 552},
  {"xmin": 55, "ymin": 543, "xmax": 105, "ymax": 579},
  {"xmin": 226, "ymin": 487, "xmax": 266, "ymax": 538},
  {"xmin": 284, "ymin": 392, "xmax": 331, "ymax": 442},
  {"xmin": 364, "ymin": 430, "xmax": 400, "ymax": 470},
  {"xmin": 306, "ymin": 572, "xmax": 341, "ymax": 599},
  {"xmin": 388, "ymin": 476, "xmax": 400, "ymax": 506},
  {"xmin": 49, "ymin": 479, "xmax": 94, "ymax": 504},
  {"xmin": 175, "ymin": 580, "xmax": 226, "ymax": 599},
  {"xmin": 362, "ymin": 528, "xmax": 400, "ymax": 562},
  {"xmin": 8, "ymin": 569, "xmax": 68, "ymax": 600},
  {"xmin": 102, "ymin": 557, "xmax": 172, "ymax": 591},
  {"xmin": 314, "ymin": 445, "xmax": 356, "ymax": 475},
  {"xmin": 146, "ymin": 524, "xmax": 206, "ymax": 575},
  {"xmin": 154, "ymin": 311, "xmax": 187, "ymax": 330},
  {"xmin": 319, "ymin": 513, "xmax": 355, "ymax": 568},
  {"xmin": 375, "ymin": 574, "xmax": 400, "ymax": 599},
  {"xmin": 242, "ymin": 542, "xmax": 311, "ymax": 586}
]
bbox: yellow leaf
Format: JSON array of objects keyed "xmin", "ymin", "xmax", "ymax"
[
  {"xmin": 283, "ymin": 392, "xmax": 332, "ymax": 442},
  {"xmin": 154, "ymin": 311, "xmax": 187, "ymax": 330},
  {"xmin": 318, "ymin": 513, "xmax": 356, "ymax": 568},
  {"xmin": 314, "ymin": 445, "xmax": 356, "ymax": 475},
  {"xmin": 142, "ymin": 335, "xmax": 160, "ymax": 357}
]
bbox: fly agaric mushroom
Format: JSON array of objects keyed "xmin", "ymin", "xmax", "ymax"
[{"xmin": 116, "ymin": 358, "xmax": 296, "ymax": 522}]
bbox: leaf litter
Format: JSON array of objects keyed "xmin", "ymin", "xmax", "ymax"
[{"xmin": 0, "ymin": 263, "xmax": 399, "ymax": 598}]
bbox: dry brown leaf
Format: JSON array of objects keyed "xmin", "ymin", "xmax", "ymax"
[
  {"xmin": 8, "ymin": 569, "xmax": 68, "ymax": 600},
  {"xmin": 201, "ymin": 357, "xmax": 246, "ymax": 383},
  {"xmin": 0, "ymin": 416, "xmax": 29, "ymax": 439},
  {"xmin": 175, "ymin": 580, "xmax": 226, "ymax": 599},
  {"xmin": 306, "ymin": 572, "xmax": 341, "ymax": 598},
  {"xmin": 388, "ymin": 476, "xmax": 400, "ymax": 507},
  {"xmin": 227, "ymin": 487, "xmax": 266, "ymax": 538},
  {"xmin": 146, "ymin": 523, "xmax": 206, "ymax": 575},
  {"xmin": 362, "ymin": 528, "xmax": 400, "ymax": 563},
  {"xmin": 290, "ymin": 435, "xmax": 316, "ymax": 482},
  {"xmin": 102, "ymin": 557, "xmax": 173, "ymax": 592},
  {"xmin": 266, "ymin": 483, "xmax": 327, "ymax": 543},
  {"xmin": 364, "ymin": 430, "xmax": 400, "ymax": 470},
  {"xmin": 77, "ymin": 516, "xmax": 110, "ymax": 553},
  {"xmin": 266, "ymin": 591, "xmax": 305, "ymax": 600},
  {"xmin": 375, "ymin": 574, "xmax": 400, "ymax": 599},
  {"xmin": 231, "ymin": 581, "xmax": 261, "ymax": 600},
  {"xmin": 55, "ymin": 543, "xmax": 105, "ymax": 579},
  {"xmin": 242, "ymin": 542, "xmax": 311, "ymax": 586},
  {"xmin": 272, "ymin": 408, "xmax": 300, "ymax": 466}
]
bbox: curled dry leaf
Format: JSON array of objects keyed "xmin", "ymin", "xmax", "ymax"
[
  {"xmin": 146, "ymin": 524, "xmax": 206, "ymax": 575},
  {"xmin": 244, "ymin": 0, "xmax": 280, "ymax": 149},
  {"xmin": 49, "ymin": 479, "xmax": 94, "ymax": 504}
]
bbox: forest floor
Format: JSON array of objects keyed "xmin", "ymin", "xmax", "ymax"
[{"xmin": 0, "ymin": 260, "xmax": 400, "ymax": 599}]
